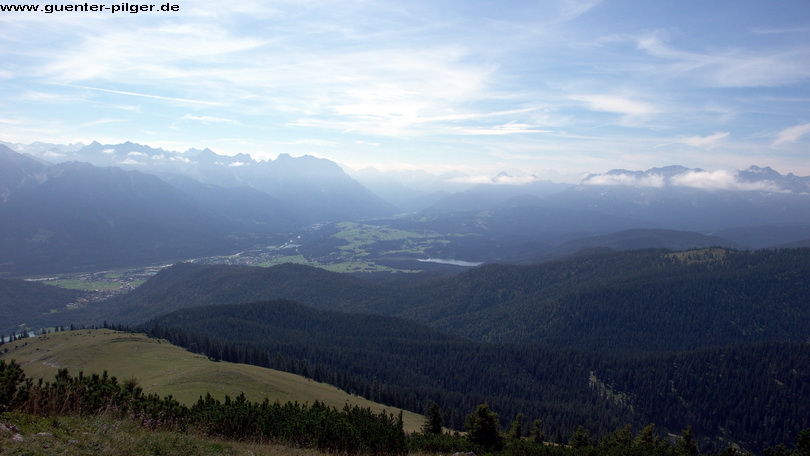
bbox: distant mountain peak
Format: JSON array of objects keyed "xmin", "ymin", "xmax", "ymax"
[
  {"xmin": 491, "ymin": 171, "xmax": 512, "ymax": 183},
  {"xmin": 740, "ymin": 165, "xmax": 780, "ymax": 179}
]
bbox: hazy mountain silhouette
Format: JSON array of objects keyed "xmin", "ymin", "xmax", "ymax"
[
  {"xmin": 0, "ymin": 157, "xmax": 250, "ymax": 274},
  {"xmin": 5, "ymin": 141, "xmax": 810, "ymax": 272},
  {"xmin": 64, "ymin": 142, "xmax": 396, "ymax": 222}
]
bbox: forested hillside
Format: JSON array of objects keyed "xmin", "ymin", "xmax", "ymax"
[
  {"xmin": 405, "ymin": 247, "xmax": 810, "ymax": 349},
  {"xmin": 0, "ymin": 278, "xmax": 85, "ymax": 334},
  {"xmin": 138, "ymin": 299, "xmax": 810, "ymax": 454},
  {"xmin": 8, "ymin": 247, "xmax": 808, "ymax": 452},
  {"xmin": 98, "ymin": 248, "xmax": 810, "ymax": 351}
]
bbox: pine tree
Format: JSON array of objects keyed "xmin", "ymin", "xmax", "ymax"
[
  {"xmin": 531, "ymin": 419, "xmax": 545, "ymax": 444},
  {"xmin": 465, "ymin": 404, "xmax": 503, "ymax": 451},
  {"xmin": 506, "ymin": 413, "xmax": 523, "ymax": 440},
  {"xmin": 678, "ymin": 425, "xmax": 698, "ymax": 455},
  {"xmin": 422, "ymin": 401, "xmax": 444, "ymax": 435},
  {"xmin": 568, "ymin": 425, "xmax": 592, "ymax": 449},
  {"xmin": 797, "ymin": 429, "xmax": 810, "ymax": 456},
  {"xmin": 634, "ymin": 423, "xmax": 660, "ymax": 447}
]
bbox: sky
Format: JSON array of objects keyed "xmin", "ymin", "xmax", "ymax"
[{"xmin": 1, "ymin": 0, "xmax": 809, "ymax": 181}]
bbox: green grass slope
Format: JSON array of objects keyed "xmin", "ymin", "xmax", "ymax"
[{"xmin": 0, "ymin": 329, "xmax": 424, "ymax": 432}]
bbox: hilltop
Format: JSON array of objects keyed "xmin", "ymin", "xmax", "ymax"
[{"xmin": 0, "ymin": 329, "xmax": 424, "ymax": 432}]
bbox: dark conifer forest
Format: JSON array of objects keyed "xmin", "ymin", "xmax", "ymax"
[
  {"xmin": 3, "ymin": 247, "xmax": 810, "ymax": 454},
  {"xmin": 138, "ymin": 298, "xmax": 809, "ymax": 454}
]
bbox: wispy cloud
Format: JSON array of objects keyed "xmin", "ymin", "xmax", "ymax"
[
  {"xmin": 772, "ymin": 123, "xmax": 810, "ymax": 147},
  {"xmin": 571, "ymin": 94, "xmax": 660, "ymax": 117},
  {"xmin": 456, "ymin": 122, "xmax": 553, "ymax": 136},
  {"xmin": 79, "ymin": 118, "xmax": 124, "ymax": 128},
  {"xmin": 181, "ymin": 115, "xmax": 242, "ymax": 125},
  {"xmin": 675, "ymin": 132, "xmax": 730, "ymax": 148},
  {"xmin": 0, "ymin": 117, "xmax": 26, "ymax": 125},
  {"xmin": 557, "ymin": 0, "xmax": 602, "ymax": 22},
  {"xmin": 278, "ymin": 139, "xmax": 339, "ymax": 147},
  {"xmin": 1, "ymin": 0, "xmax": 809, "ymax": 175},
  {"xmin": 634, "ymin": 33, "xmax": 810, "ymax": 88},
  {"xmin": 72, "ymin": 86, "xmax": 220, "ymax": 106}
]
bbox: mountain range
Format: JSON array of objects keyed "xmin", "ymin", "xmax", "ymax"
[
  {"xmin": 0, "ymin": 147, "xmax": 250, "ymax": 274},
  {"xmin": 3, "ymin": 141, "xmax": 394, "ymax": 223},
  {"xmin": 1, "ymin": 140, "xmax": 810, "ymax": 275}
]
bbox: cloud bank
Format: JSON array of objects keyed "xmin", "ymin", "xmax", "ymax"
[{"xmin": 583, "ymin": 168, "xmax": 790, "ymax": 192}]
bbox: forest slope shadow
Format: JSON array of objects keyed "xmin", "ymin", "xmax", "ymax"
[{"xmin": 91, "ymin": 247, "xmax": 810, "ymax": 352}]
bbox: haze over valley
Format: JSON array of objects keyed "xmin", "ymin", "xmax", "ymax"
[
  {"xmin": 2, "ymin": 1, "xmax": 809, "ymax": 454},
  {"xmin": 2, "ymin": 140, "xmax": 809, "ymax": 276}
]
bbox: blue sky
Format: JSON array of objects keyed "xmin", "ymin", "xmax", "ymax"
[{"xmin": 1, "ymin": 0, "xmax": 809, "ymax": 180}]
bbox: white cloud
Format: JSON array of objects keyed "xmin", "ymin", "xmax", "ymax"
[
  {"xmin": 447, "ymin": 175, "xmax": 496, "ymax": 185},
  {"xmin": 635, "ymin": 33, "xmax": 810, "ymax": 88},
  {"xmin": 456, "ymin": 122, "xmax": 553, "ymax": 136},
  {"xmin": 676, "ymin": 132, "xmax": 729, "ymax": 148},
  {"xmin": 583, "ymin": 168, "xmax": 788, "ymax": 192},
  {"xmin": 71, "ymin": 86, "xmax": 219, "ymax": 106},
  {"xmin": 0, "ymin": 117, "xmax": 25, "ymax": 125},
  {"xmin": 280, "ymin": 139, "xmax": 339, "ymax": 147},
  {"xmin": 80, "ymin": 118, "xmax": 123, "ymax": 128},
  {"xmin": 583, "ymin": 173, "xmax": 666, "ymax": 188},
  {"xmin": 491, "ymin": 174, "xmax": 538, "ymax": 185},
  {"xmin": 670, "ymin": 170, "xmax": 782, "ymax": 192},
  {"xmin": 772, "ymin": 122, "xmax": 810, "ymax": 147},
  {"xmin": 571, "ymin": 94, "xmax": 659, "ymax": 117},
  {"xmin": 2, "ymin": 1, "xmax": 810, "ymax": 176},
  {"xmin": 557, "ymin": 0, "xmax": 603, "ymax": 22},
  {"xmin": 181, "ymin": 115, "xmax": 242, "ymax": 125}
]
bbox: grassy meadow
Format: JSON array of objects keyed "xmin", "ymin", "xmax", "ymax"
[{"xmin": 0, "ymin": 329, "xmax": 425, "ymax": 432}]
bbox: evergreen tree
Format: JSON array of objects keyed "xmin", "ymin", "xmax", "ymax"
[
  {"xmin": 797, "ymin": 429, "xmax": 810, "ymax": 456},
  {"xmin": 506, "ymin": 412, "xmax": 524, "ymax": 440},
  {"xmin": 0, "ymin": 360, "xmax": 26, "ymax": 411},
  {"xmin": 678, "ymin": 425, "xmax": 698, "ymax": 455},
  {"xmin": 600, "ymin": 424, "xmax": 633, "ymax": 448},
  {"xmin": 764, "ymin": 444, "xmax": 792, "ymax": 456},
  {"xmin": 634, "ymin": 423, "xmax": 661, "ymax": 447},
  {"xmin": 422, "ymin": 401, "xmax": 444, "ymax": 435},
  {"xmin": 465, "ymin": 404, "xmax": 503, "ymax": 451},
  {"xmin": 568, "ymin": 425, "xmax": 592, "ymax": 449},
  {"xmin": 531, "ymin": 419, "xmax": 545, "ymax": 444}
]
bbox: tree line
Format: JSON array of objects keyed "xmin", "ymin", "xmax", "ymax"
[
  {"xmin": 2, "ymin": 358, "xmax": 808, "ymax": 455},
  {"xmin": 0, "ymin": 359, "xmax": 406, "ymax": 454}
]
